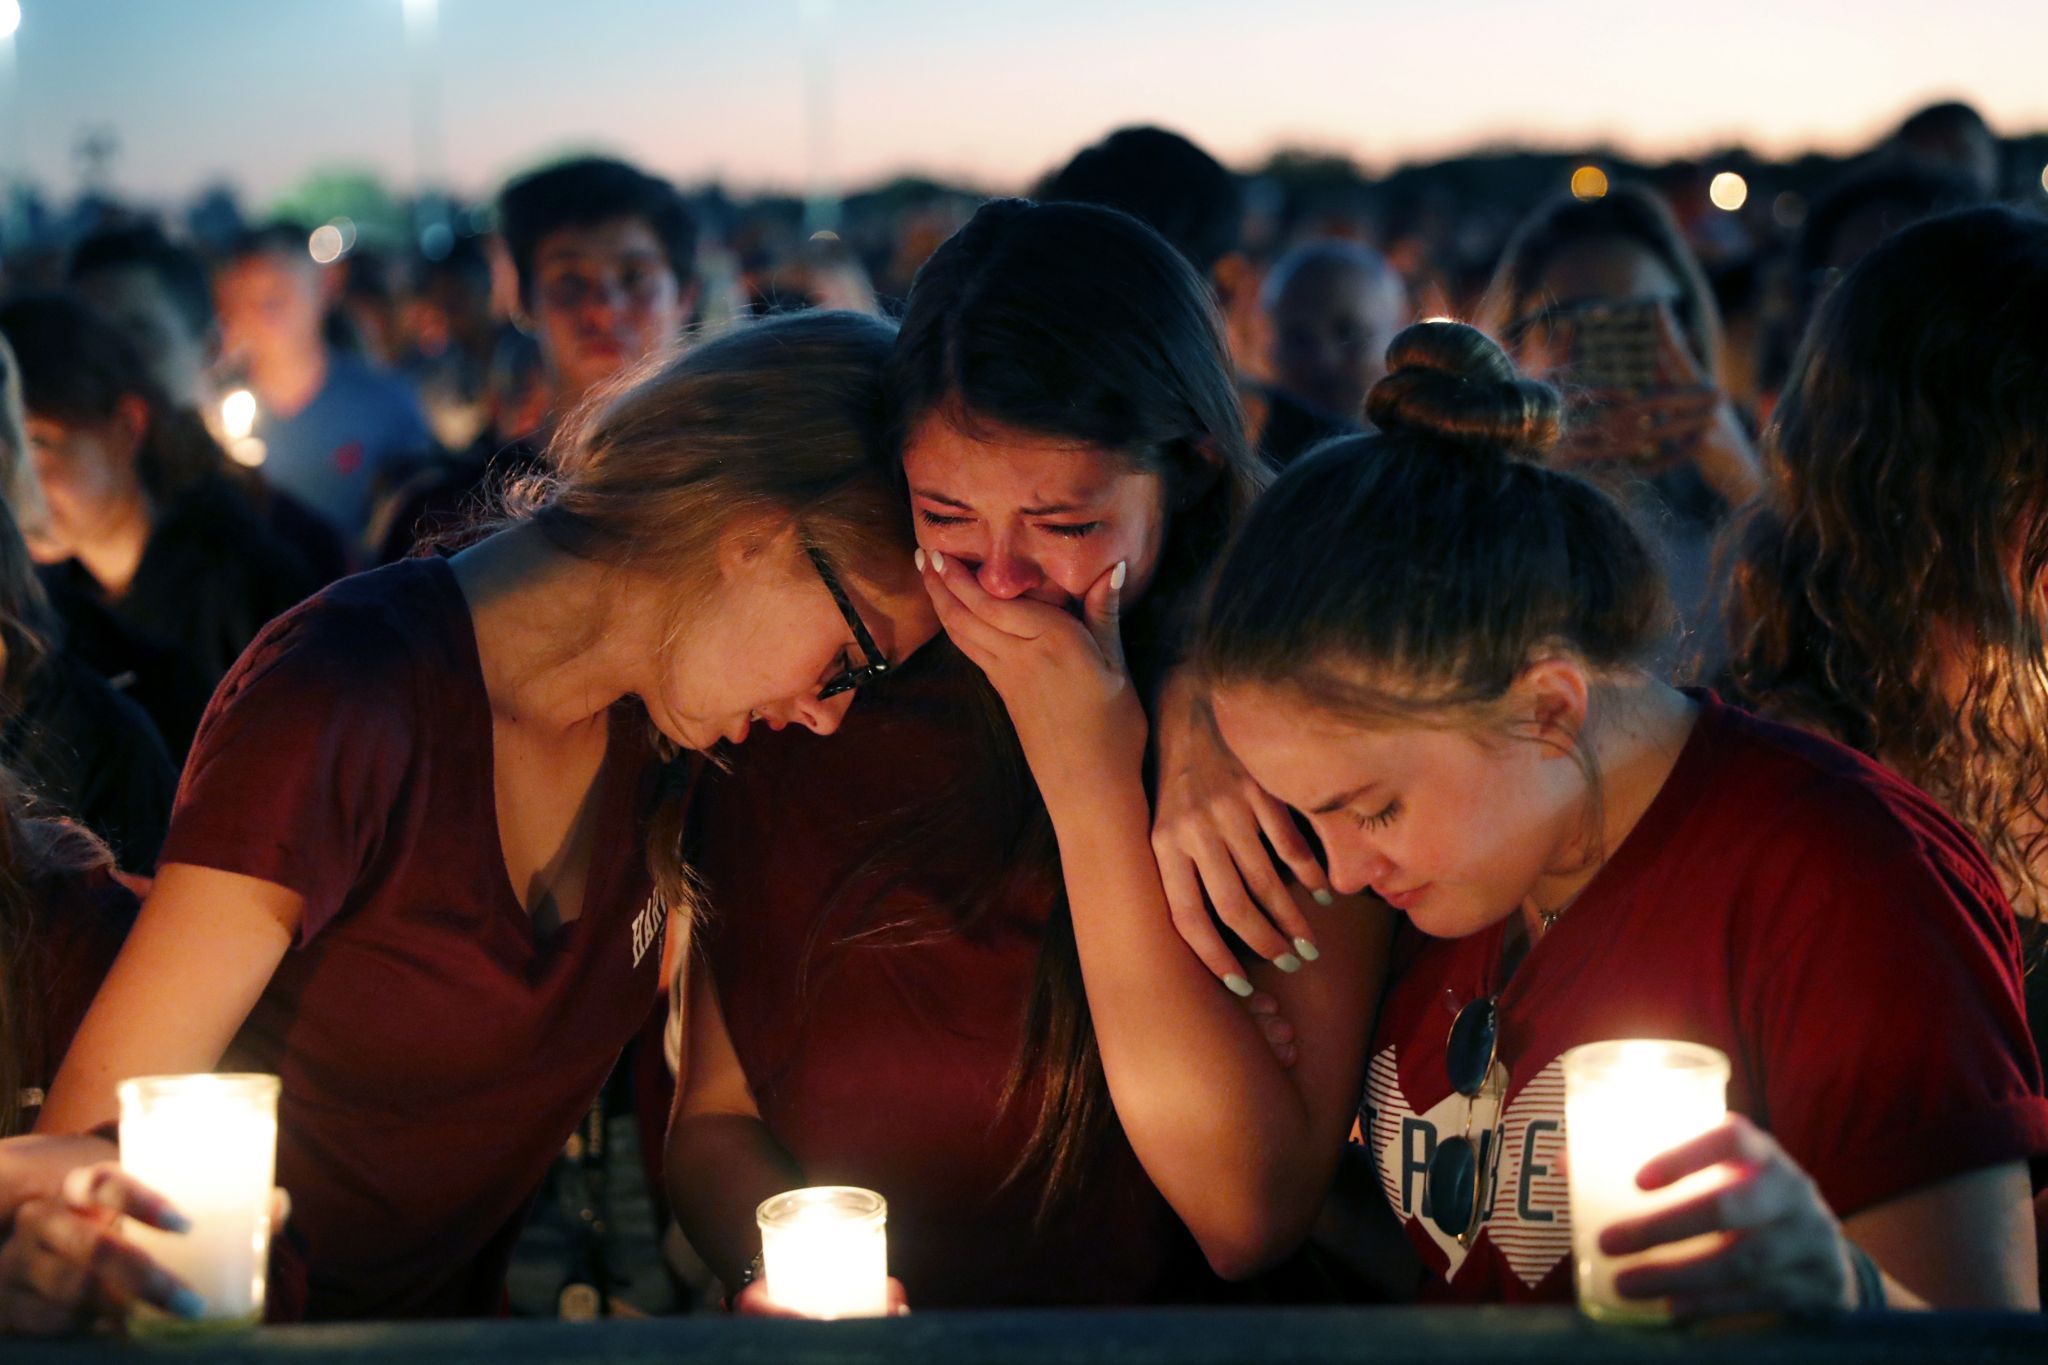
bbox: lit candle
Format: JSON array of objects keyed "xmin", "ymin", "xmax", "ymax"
[
  {"xmin": 1562, "ymin": 1040, "xmax": 1729, "ymax": 1324},
  {"xmin": 755, "ymin": 1186, "xmax": 888, "ymax": 1318},
  {"xmin": 118, "ymin": 1074, "xmax": 280, "ymax": 1333}
]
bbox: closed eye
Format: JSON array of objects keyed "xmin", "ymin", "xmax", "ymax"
[
  {"xmin": 918, "ymin": 510, "xmax": 971, "ymax": 529},
  {"xmin": 1352, "ymin": 798, "xmax": 1402, "ymax": 831},
  {"xmin": 1041, "ymin": 522, "xmax": 1103, "ymax": 539}
]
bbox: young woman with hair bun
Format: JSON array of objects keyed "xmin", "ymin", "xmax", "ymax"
[{"xmin": 934, "ymin": 316, "xmax": 2046, "ymax": 1314}]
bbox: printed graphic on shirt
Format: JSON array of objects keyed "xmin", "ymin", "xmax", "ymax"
[
  {"xmin": 630, "ymin": 891, "xmax": 666, "ymax": 971},
  {"xmin": 1362, "ymin": 1046, "xmax": 1571, "ymax": 1287}
]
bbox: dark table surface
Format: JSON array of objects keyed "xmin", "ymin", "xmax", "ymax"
[{"xmin": 15, "ymin": 1307, "xmax": 2048, "ymax": 1365}]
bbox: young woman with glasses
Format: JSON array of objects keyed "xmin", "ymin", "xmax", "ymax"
[
  {"xmin": 931, "ymin": 315, "xmax": 2045, "ymax": 1315},
  {"xmin": 0, "ymin": 311, "xmax": 938, "ymax": 1330},
  {"xmin": 664, "ymin": 200, "xmax": 1387, "ymax": 1310}
]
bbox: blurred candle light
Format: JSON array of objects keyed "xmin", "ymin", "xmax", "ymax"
[
  {"xmin": 119, "ymin": 1074, "xmax": 280, "ymax": 1333},
  {"xmin": 1570, "ymin": 165, "xmax": 1609, "ymax": 201},
  {"xmin": 307, "ymin": 224, "xmax": 345, "ymax": 265},
  {"xmin": 755, "ymin": 1186, "xmax": 888, "ymax": 1318},
  {"xmin": 1708, "ymin": 171, "xmax": 1748, "ymax": 212},
  {"xmin": 221, "ymin": 388, "xmax": 257, "ymax": 441},
  {"xmin": 1562, "ymin": 1040, "xmax": 1730, "ymax": 1325}
]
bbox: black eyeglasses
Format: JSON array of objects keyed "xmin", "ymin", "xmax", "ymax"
[
  {"xmin": 1428, "ymin": 996, "xmax": 1508, "ymax": 1247},
  {"xmin": 805, "ymin": 546, "xmax": 890, "ymax": 700}
]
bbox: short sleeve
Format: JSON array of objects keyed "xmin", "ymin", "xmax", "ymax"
[
  {"xmin": 158, "ymin": 600, "xmax": 418, "ymax": 945},
  {"xmin": 1737, "ymin": 776, "xmax": 2048, "ymax": 1216}
]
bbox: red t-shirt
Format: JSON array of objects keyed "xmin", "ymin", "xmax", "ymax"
[
  {"xmin": 158, "ymin": 558, "xmax": 675, "ymax": 1319},
  {"xmin": 1362, "ymin": 692, "xmax": 2048, "ymax": 1303},
  {"xmin": 694, "ymin": 644, "xmax": 1215, "ymax": 1307}
]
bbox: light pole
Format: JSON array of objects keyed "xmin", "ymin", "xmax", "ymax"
[
  {"xmin": 404, "ymin": 0, "xmax": 451, "ymax": 257},
  {"xmin": 801, "ymin": 0, "xmax": 840, "ymax": 236},
  {"xmin": 0, "ymin": 0, "xmax": 23, "ymax": 253}
]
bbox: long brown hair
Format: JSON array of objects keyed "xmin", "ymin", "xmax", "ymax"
[
  {"xmin": 0, "ymin": 763, "xmax": 116, "ymax": 1137},
  {"xmin": 490, "ymin": 309, "xmax": 913, "ymax": 992},
  {"xmin": 1726, "ymin": 207, "xmax": 2048, "ymax": 919},
  {"xmin": 0, "ymin": 293, "xmax": 226, "ymax": 504},
  {"xmin": 875, "ymin": 199, "xmax": 1266, "ymax": 1218}
]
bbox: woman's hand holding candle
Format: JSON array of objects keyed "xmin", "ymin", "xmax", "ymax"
[
  {"xmin": 0, "ymin": 1161, "xmax": 204, "ymax": 1334},
  {"xmin": 1601, "ymin": 1114, "xmax": 1858, "ymax": 1319}
]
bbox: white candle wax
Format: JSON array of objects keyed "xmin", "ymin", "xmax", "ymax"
[
  {"xmin": 118, "ymin": 1074, "xmax": 279, "ymax": 1331},
  {"xmin": 756, "ymin": 1186, "xmax": 888, "ymax": 1319},
  {"xmin": 1562, "ymin": 1040, "xmax": 1729, "ymax": 1324}
]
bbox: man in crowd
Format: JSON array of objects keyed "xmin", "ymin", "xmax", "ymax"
[
  {"xmin": 1261, "ymin": 239, "xmax": 1409, "ymax": 427},
  {"xmin": 215, "ymin": 224, "xmax": 432, "ymax": 549},
  {"xmin": 1039, "ymin": 125, "xmax": 1357, "ymax": 467},
  {"xmin": 370, "ymin": 157, "xmax": 697, "ymax": 563}
]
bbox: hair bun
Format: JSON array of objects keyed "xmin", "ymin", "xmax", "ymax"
[{"xmin": 1364, "ymin": 320, "xmax": 1561, "ymax": 461}]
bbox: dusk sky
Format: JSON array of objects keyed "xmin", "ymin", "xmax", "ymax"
[{"xmin": 8, "ymin": 0, "xmax": 2046, "ymax": 207}]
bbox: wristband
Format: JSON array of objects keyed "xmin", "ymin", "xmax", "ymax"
[{"xmin": 1846, "ymin": 1242, "xmax": 1887, "ymax": 1312}]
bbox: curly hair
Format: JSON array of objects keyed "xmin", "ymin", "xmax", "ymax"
[{"xmin": 1726, "ymin": 207, "xmax": 2048, "ymax": 918}]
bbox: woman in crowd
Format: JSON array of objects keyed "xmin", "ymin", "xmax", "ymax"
[
  {"xmin": 1724, "ymin": 206, "xmax": 2048, "ymax": 1043},
  {"xmin": 666, "ymin": 199, "xmax": 1378, "ymax": 1308},
  {"xmin": 1484, "ymin": 185, "xmax": 1762, "ymax": 675},
  {"xmin": 0, "ymin": 293, "xmax": 318, "ymax": 758},
  {"xmin": 0, "ymin": 310, "xmax": 938, "ymax": 1329},
  {"xmin": 925, "ymin": 316, "xmax": 2045, "ymax": 1313},
  {"xmin": 0, "ymin": 336, "xmax": 176, "ymax": 873}
]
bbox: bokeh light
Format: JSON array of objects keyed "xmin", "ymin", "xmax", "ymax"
[
  {"xmin": 1772, "ymin": 191, "xmax": 1807, "ymax": 229},
  {"xmin": 227, "ymin": 437, "xmax": 268, "ymax": 469},
  {"xmin": 1709, "ymin": 171, "xmax": 1748, "ymax": 211},
  {"xmin": 2040, "ymin": 162, "xmax": 2048, "ymax": 195},
  {"xmin": 0, "ymin": 1, "xmax": 20, "ymax": 43},
  {"xmin": 307, "ymin": 224, "xmax": 346, "ymax": 264},
  {"xmin": 220, "ymin": 389, "xmax": 258, "ymax": 442},
  {"xmin": 1570, "ymin": 165, "xmax": 1609, "ymax": 201}
]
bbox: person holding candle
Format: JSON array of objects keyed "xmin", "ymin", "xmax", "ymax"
[
  {"xmin": 0, "ymin": 310, "xmax": 940, "ymax": 1330},
  {"xmin": 668, "ymin": 199, "xmax": 1378, "ymax": 1311},
  {"xmin": 923, "ymin": 316, "xmax": 2047, "ymax": 1315}
]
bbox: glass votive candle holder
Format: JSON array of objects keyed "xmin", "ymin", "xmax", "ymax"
[
  {"xmin": 755, "ymin": 1185, "xmax": 888, "ymax": 1318},
  {"xmin": 1562, "ymin": 1040, "xmax": 1730, "ymax": 1325},
  {"xmin": 117, "ymin": 1073, "xmax": 280, "ymax": 1334}
]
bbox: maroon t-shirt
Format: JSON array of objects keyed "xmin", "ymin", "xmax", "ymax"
[
  {"xmin": 1361, "ymin": 692, "xmax": 2048, "ymax": 1303},
  {"xmin": 694, "ymin": 644, "xmax": 1214, "ymax": 1307},
  {"xmin": 158, "ymin": 558, "xmax": 675, "ymax": 1319},
  {"xmin": 14, "ymin": 858, "xmax": 136, "ymax": 1132}
]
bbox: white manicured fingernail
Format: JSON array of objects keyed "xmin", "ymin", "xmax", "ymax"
[
  {"xmin": 1224, "ymin": 973, "xmax": 1254, "ymax": 998},
  {"xmin": 1293, "ymin": 936, "xmax": 1321, "ymax": 962},
  {"xmin": 1273, "ymin": 953, "xmax": 1302, "ymax": 974},
  {"xmin": 1110, "ymin": 560, "xmax": 1127, "ymax": 591},
  {"xmin": 914, "ymin": 547, "xmax": 926, "ymax": 572},
  {"xmin": 1311, "ymin": 889, "xmax": 1335, "ymax": 907},
  {"xmin": 931, "ymin": 550, "xmax": 945, "ymax": 572}
]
